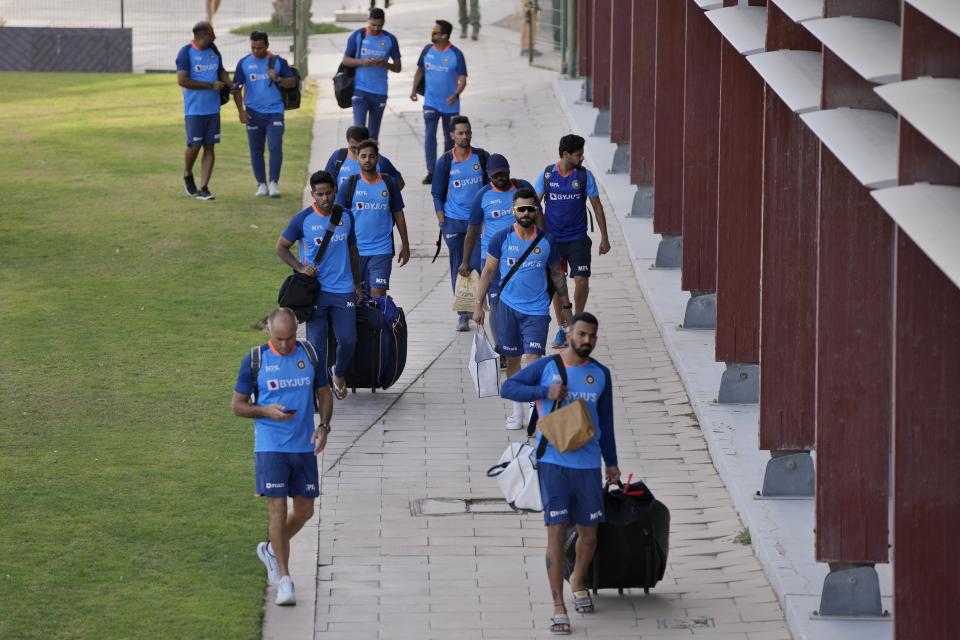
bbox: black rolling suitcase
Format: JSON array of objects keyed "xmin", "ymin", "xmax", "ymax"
[
  {"xmin": 565, "ymin": 477, "xmax": 670, "ymax": 594},
  {"xmin": 327, "ymin": 296, "xmax": 407, "ymax": 393}
]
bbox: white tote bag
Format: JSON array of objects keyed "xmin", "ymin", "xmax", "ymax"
[
  {"xmin": 486, "ymin": 442, "xmax": 543, "ymax": 512},
  {"xmin": 469, "ymin": 330, "xmax": 500, "ymax": 398}
]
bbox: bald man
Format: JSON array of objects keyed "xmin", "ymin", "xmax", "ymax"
[{"xmin": 232, "ymin": 307, "xmax": 331, "ymax": 606}]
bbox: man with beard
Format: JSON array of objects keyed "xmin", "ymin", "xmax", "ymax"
[
  {"xmin": 341, "ymin": 8, "xmax": 401, "ymax": 141},
  {"xmin": 473, "ymin": 189, "xmax": 571, "ymax": 430},
  {"xmin": 335, "ymin": 139, "xmax": 410, "ymax": 301},
  {"xmin": 324, "ymin": 125, "xmax": 405, "ymax": 191},
  {"xmin": 463, "ymin": 154, "xmax": 537, "ymax": 356},
  {"xmin": 499, "ymin": 311, "xmax": 620, "ymax": 635},
  {"xmin": 535, "ymin": 134, "xmax": 611, "ymax": 348}
]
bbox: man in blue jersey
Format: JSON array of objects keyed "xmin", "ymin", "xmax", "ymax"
[
  {"xmin": 431, "ymin": 115, "xmax": 489, "ymax": 331},
  {"xmin": 500, "ymin": 312, "xmax": 620, "ymax": 635},
  {"xmin": 341, "ymin": 9, "xmax": 401, "ymax": 141},
  {"xmin": 474, "ymin": 189, "xmax": 572, "ymax": 429},
  {"xmin": 233, "ymin": 31, "xmax": 298, "ymax": 198},
  {"xmin": 463, "ymin": 154, "xmax": 537, "ymax": 354},
  {"xmin": 232, "ymin": 307, "xmax": 330, "ymax": 607},
  {"xmin": 535, "ymin": 134, "xmax": 611, "ymax": 348},
  {"xmin": 176, "ymin": 21, "xmax": 234, "ymax": 201},
  {"xmin": 324, "ymin": 125, "xmax": 405, "ymax": 191},
  {"xmin": 276, "ymin": 171, "xmax": 363, "ymax": 400},
  {"xmin": 410, "ymin": 20, "xmax": 468, "ymax": 185},
  {"xmin": 335, "ymin": 139, "xmax": 410, "ymax": 297}
]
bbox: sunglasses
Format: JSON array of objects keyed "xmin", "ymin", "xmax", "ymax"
[{"xmin": 514, "ymin": 205, "xmax": 538, "ymax": 213}]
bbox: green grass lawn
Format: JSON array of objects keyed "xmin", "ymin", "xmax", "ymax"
[
  {"xmin": 0, "ymin": 73, "xmax": 315, "ymax": 639},
  {"xmin": 230, "ymin": 20, "xmax": 350, "ymax": 36}
]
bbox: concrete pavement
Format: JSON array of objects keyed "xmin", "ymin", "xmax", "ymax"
[{"xmin": 265, "ymin": 1, "xmax": 793, "ymax": 638}]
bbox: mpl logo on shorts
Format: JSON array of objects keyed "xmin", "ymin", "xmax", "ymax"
[
  {"xmin": 529, "ymin": 342, "xmax": 543, "ymax": 349},
  {"xmin": 577, "ymin": 265, "xmax": 589, "ymax": 271},
  {"xmin": 306, "ymin": 483, "xmax": 317, "ymax": 491},
  {"xmin": 589, "ymin": 510, "xmax": 602, "ymax": 521}
]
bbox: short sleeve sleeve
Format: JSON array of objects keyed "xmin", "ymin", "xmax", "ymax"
[
  {"xmin": 233, "ymin": 59, "xmax": 246, "ymax": 86},
  {"xmin": 347, "ymin": 211, "xmax": 358, "ymax": 246},
  {"xmin": 488, "ymin": 229, "xmax": 506, "ymax": 260},
  {"xmin": 379, "ymin": 155, "xmax": 402, "ymax": 179},
  {"xmin": 175, "ymin": 46, "xmax": 191, "ymax": 72},
  {"xmin": 417, "ymin": 46, "xmax": 427, "ymax": 69},
  {"xmin": 345, "ymin": 30, "xmax": 360, "ymax": 57},
  {"xmin": 469, "ymin": 189, "xmax": 485, "ymax": 226},
  {"xmin": 388, "ymin": 179, "xmax": 405, "ymax": 212},
  {"xmin": 533, "ymin": 172, "xmax": 545, "ymax": 195},
  {"xmin": 234, "ymin": 352, "xmax": 255, "ymax": 396},
  {"xmin": 334, "ymin": 185, "xmax": 348, "ymax": 208},
  {"xmin": 278, "ymin": 57, "xmax": 295, "ymax": 77},
  {"xmin": 281, "ymin": 211, "xmax": 307, "ymax": 243},
  {"xmin": 323, "ymin": 150, "xmax": 339, "ymax": 175},
  {"xmin": 455, "ymin": 49, "xmax": 468, "ymax": 76},
  {"xmin": 547, "ymin": 238, "xmax": 561, "ymax": 267},
  {"xmin": 586, "ymin": 170, "xmax": 599, "ymax": 198},
  {"xmin": 388, "ymin": 34, "xmax": 401, "ymax": 60}
]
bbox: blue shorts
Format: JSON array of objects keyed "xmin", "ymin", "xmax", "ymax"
[
  {"xmin": 497, "ymin": 303, "xmax": 550, "ymax": 356},
  {"xmin": 538, "ymin": 462, "xmax": 605, "ymax": 526},
  {"xmin": 556, "ymin": 236, "xmax": 592, "ymax": 278},
  {"xmin": 360, "ymin": 253, "xmax": 393, "ymax": 291},
  {"xmin": 185, "ymin": 113, "xmax": 221, "ymax": 146},
  {"xmin": 255, "ymin": 451, "xmax": 319, "ymax": 498}
]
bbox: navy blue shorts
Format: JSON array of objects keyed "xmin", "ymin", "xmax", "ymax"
[
  {"xmin": 185, "ymin": 113, "xmax": 221, "ymax": 146},
  {"xmin": 556, "ymin": 236, "xmax": 592, "ymax": 278},
  {"xmin": 538, "ymin": 462, "xmax": 605, "ymax": 526},
  {"xmin": 497, "ymin": 303, "xmax": 549, "ymax": 357},
  {"xmin": 255, "ymin": 451, "xmax": 319, "ymax": 498},
  {"xmin": 360, "ymin": 253, "xmax": 393, "ymax": 291}
]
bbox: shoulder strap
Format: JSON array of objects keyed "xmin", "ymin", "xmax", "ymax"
[
  {"xmin": 333, "ymin": 148, "xmax": 349, "ymax": 177},
  {"xmin": 552, "ymin": 354, "xmax": 568, "ymax": 386},
  {"xmin": 499, "ymin": 229, "xmax": 545, "ymax": 291},
  {"xmin": 250, "ymin": 345, "xmax": 262, "ymax": 402},
  {"xmin": 541, "ymin": 164, "xmax": 554, "ymax": 199},
  {"xmin": 297, "ymin": 340, "xmax": 322, "ymax": 415},
  {"xmin": 313, "ymin": 206, "xmax": 344, "ymax": 266},
  {"xmin": 477, "ymin": 149, "xmax": 490, "ymax": 183},
  {"xmin": 438, "ymin": 150, "xmax": 453, "ymax": 202},
  {"xmin": 577, "ymin": 166, "xmax": 594, "ymax": 231},
  {"xmin": 344, "ymin": 174, "xmax": 360, "ymax": 209}
]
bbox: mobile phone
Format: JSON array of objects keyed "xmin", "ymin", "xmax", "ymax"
[{"xmin": 282, "ymin": 408, "xmax": 297, "ymax": 415}]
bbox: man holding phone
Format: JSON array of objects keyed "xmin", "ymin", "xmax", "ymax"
[{"xmin": 232, "ymin": 307, "xmax": 331, "ymax": 606}]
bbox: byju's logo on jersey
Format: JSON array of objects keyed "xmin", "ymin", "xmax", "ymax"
[
  {"xmin": 267, "ymin": 379, "xmax": 280, "ymax": 391},
  {"xmin": 452, "ymin": 179, "xmax": 461, "ymax": 188},
  {"xmin": 356, "ymin": 202, "xmax": 365, "ymax": 209},
  {"xmin": 506, "ymin": 257, "xmax": 516, "ymax": 266}
]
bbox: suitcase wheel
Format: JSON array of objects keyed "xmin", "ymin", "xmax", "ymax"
[
  {"xmin": 351, "ymin": 387, "xmax": 356, "ymax": 394},
  {"xmin": 644, "ymin": 587, "xmax": 650, "ymax": 595},
  {"xmin": 371, "ymin": 387, "xmax": 376, "ymax": 393},
  {"xmin": 618, "ymin": 588, "xmax": 624, "ymax": 595}
]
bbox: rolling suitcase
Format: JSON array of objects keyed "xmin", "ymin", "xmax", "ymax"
[
  {"xmin": 564, "ymin": 477, "xmax": 670, "ymax": 595},
  {"xmin": 327, "ymin": 296, "xmax": 407, "ymax": 393}
]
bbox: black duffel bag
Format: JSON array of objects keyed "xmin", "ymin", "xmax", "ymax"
[
  {"xmin": 278, "ymin": 205, "xmax": 344, "ymax": 322},
  {"xmin": 565, "ymin": 476, "xmax": 670, "ymax": 595}
]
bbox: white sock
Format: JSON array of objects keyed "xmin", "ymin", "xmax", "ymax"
[{"xmin": 512, "ymin": 402, "xmax": 525, "ymax": 419}]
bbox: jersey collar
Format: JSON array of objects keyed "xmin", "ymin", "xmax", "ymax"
[
  {"xmin": 311, "ymin": 202, "xmax": 332, "ymax": 217},
  {"xmin": 360, "ymin": 172, "xmax": 383, "ymax": 185},
  {"xmin": 512, "ymin": 223, "xmax": 537, "ymax": 240},
  {"xmin": 491, "ymin": 182, "xmax": 513, "ymax": 193},
  {"xmin": 555, "ymin": 162, "xmax": 573, "ymax": 178},
  {"xmin": 452, "ymin": 147, "xmax": 473, "ymax": 163},
  {"xmin": 268, "ymin": 340, "xmax": 292, "ymax": 356}
]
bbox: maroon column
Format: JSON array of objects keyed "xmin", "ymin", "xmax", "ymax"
[
  {"xmin": 814, "ymin": 147, "xmax": 893, "ymax": 564},
  {"xmin": 758, "ymin": 91, "xmax": 819, "ymax": 453},
  {"xmin": 577, "ymin": 0, "xmax": 592, "ymax": 79},
  {"xmin": 893, "ymin": 6, "xmax": 960, "ymax": 638},
  {"xmin": 608, "ymin": 0, "xmax": 632, "ymax": 144},
  {"xmin": 715, "ymin": 39, "xmax": 762, "ymax": 364},
  {"xmin": 652, "ymin": 0, "xmax": 686, "ymax": 238},
  {"xmin": 590, "ymin": 0, "xmax": 611, "ymax": 110},
  {"xmin": 680, "ymin": 1, "xmax": 720, "ymax": 294},
  {"xmin": 629, "ymin": 1, "xmax": 656, "ymax": 189}
]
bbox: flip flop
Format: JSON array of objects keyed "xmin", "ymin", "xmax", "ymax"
[
  {"xmin": 330, "ymin": 365, "xmax": 347, "ymax": 400},
  {"xmin": 549, "ymin": 614, "xmax": 571, "ymax": 635},
  {"xmin": 572, "ymin": 589, "xmax": 594, "ymax": 614}
]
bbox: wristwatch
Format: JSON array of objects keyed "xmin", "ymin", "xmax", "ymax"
[
  {"xmin": 561, "ymin": 303, "xmax": 573, "ymax": 310},
  {"xmin": 317, "ymin": 422, "xmax": 331, "ymax": 433}
]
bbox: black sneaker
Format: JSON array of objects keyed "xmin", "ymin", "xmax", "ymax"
[
  {"xmin": 422, "ymin": 173, "xmax": 433, "ymax": 185},
  {"xmin": 499, "ymin": 355, "xmax": 507, "ymax": 370},
  {"xmin": 183, "ymin": 174, "xmax": 198, "ymax": 196},
  {"xmin": 196, "ymin": 187, "xmax": 215, "ymax": 201}
]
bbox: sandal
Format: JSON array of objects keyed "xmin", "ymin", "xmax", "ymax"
[
  {"xmin": 330, "ymin": 365, "xmax": 347, "ymax": 400},
  {"xmin": 572, "ymin": 589, "xmax": 594, "ymax": 614},
  {"xmin": 549, "ymin": 614, "xmax": 571, "ymax": 635}
]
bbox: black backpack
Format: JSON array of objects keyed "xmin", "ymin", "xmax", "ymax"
[
  {"xmin": 249, "ymin": 340, "xmax": 321, "ymax": 414},
  {"xmin": 331, "ymin": 148, "xmax": 350, "ymax": 183},
  {"xmin": 269, "ymin": 55, "xmax": 301, "ymax": 110}
]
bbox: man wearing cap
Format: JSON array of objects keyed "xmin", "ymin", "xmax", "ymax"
[{"xmin": 463, "ymin": 154, "xmax": 537, "ymax": 355}]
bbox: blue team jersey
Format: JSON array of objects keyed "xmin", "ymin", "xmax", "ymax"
[
  {"xmin": 418, "ymin": 44, "xmax": 467, "ymax": 113},
  {"xmin": 469, "ymin": 180, "xmax": 536, "ymax": 258},
  {"xmin": 334, "ymin": 175, "xmax": 404, "ymax": 257},
  {"xmin": 500, "ymin": 356, "xmax": 617, "ymax": 470},
  {"xmin": 235, "ymin": 342, "xmax": 322, "ymax": 453},
  {"xmin": 488, "ymin": 226, "xmax": 559, "ymax": 316},
  {"xmin": 345, "ymin": 28, "xmax": 400, "ymax": 96},
  {"xmin": 534, "ymin": 164, "xmax": 600, "ymax": 243},
  {"xmin": 175, "ymin": 42, "xmax": 223, "ymax": 116},
  {"xmin": 324, "ymin": 150, "xmax": 402, "ymax": 190},
  {"xmin": 443, "ymin": 149, "xmax": 486, "ymax": 220},
  {"xmin": 233, "ymin": 53, "xmax": 294, "ymax": 114},
  {"xmin": 281, "ymin": 204, "xmax": 357, "ymax": 294}
]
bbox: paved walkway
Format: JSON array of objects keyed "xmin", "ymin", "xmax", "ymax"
[{"xmin": 266, "ymin": 1, "xmax": 792, "ymax": 638}]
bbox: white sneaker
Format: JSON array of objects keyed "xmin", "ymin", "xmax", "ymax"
[
  {"xmin": 257, "ymin": 541, "xmax": 280, "ymax": 585},
  {"xmin": 505, "ymin": 415, "xmax": 524, "ymax": 430},
  {"xmin": 268, "ymin": 181, "xmax": 281, "ymax": 197},
  {"xmin": 276, "ymin": 576, "xmax": 296, "ymax": 606},
  {"xmin": 255, "ymin": 183, "xmax": 268, "ymax": 196}
]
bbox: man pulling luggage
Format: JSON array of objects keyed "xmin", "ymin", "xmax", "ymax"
[{"xmin": 500, "ymin": 312, "xmax": 620, "ymax": 636}]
